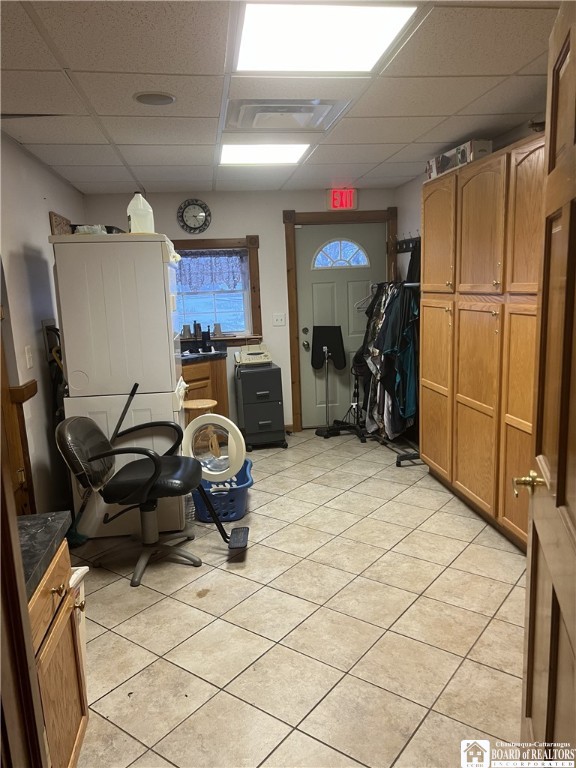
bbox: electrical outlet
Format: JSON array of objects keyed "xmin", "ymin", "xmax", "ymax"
[
  {"xmin": 272, "ymin": 312, "xmax": 286, "ymax": 327},
  {"xmin": 25, "ymin": 345, "xmax": 33, "ymax": 369}
]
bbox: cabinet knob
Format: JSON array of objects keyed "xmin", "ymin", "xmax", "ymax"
[
  {"xmin": 302, "ymin": 340, "xmax": 310, "ymax": 351},
  {"xmin": 512, "ymin": 470, "xmax": 546, "ymax": 497},
  {"xmin": 50, "ymin": 583, "xmax": 66, "ymax": 597},
  {"xmin": 492, "ymin": 280, "xmax": 501, "ymax": 286},
  {"xmin": 445, "ymin": 281, "xmax": 453, "ymax": 287},
  {"xmin": 74, "ymin": 600, "xmax": 86, "ymax": 612},
  {"xmin": 491, "ymin": 310, "xmax": 500, "ymax": 317}
]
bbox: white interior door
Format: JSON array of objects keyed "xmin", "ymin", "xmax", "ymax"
[{"xmin": 295, "ymin": 223, "xmax": 388, "ymax": 428}]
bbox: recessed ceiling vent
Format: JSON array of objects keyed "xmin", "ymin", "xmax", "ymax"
[{"xmin": 225, "ymin": 99, "xmax": 349, "ymax": 132}]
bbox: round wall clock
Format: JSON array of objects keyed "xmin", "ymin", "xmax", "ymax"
[{"xmin": 177, "ymin": 199, "xmax": 212, "ymax": 234}]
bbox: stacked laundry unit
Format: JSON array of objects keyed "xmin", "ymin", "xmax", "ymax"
[{"xmin": 51, "ymin": 233, "xmax": 187, "ymax": 537}]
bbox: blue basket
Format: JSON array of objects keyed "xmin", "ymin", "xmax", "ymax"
[{"xmin": 192, "ymin": 459, "xmax": 254, "ymax": 523}]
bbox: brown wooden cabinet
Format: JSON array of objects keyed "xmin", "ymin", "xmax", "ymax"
[
  {"xmin": 28, "ymin": 541, "xmax": 88, "ymax": 768},
  {"xmin": 505, "ymin": 139, "xmax": 546, "ymax": 293},
  {"xmin": 453, "ymin": 301, "xmax": 503, "ymax": 516},
  {"xmin": 498, "ymin": 303, "xmax": 537, "ymax": 539},
  {"xmin": 419, "ymin": 298, "xmax": 454, "ymax": 480},
  {"xmin": 457, "ymin": 154, "xmax": 508, "ymax": 294},
  {"xmin": 422, "ymin": 174, "xmax": 456, "ymax": 292},
  {"xmin": 182, "ymin": 357, "xmax": 229, "ymax": 418},
  {"xmin": 420, "ymin": 134, "xmax": 545, "ymax": 547}
]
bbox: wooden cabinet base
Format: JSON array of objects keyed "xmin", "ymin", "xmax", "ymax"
[{"xmin": 36, "ymin": 591, "xmax": 88, "ymax": 768}]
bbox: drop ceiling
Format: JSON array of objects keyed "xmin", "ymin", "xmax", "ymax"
[{"xmin": 0, "ymin": 1, "xmax": 557, "ymax": 194}]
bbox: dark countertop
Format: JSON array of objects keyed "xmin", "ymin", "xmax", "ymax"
[
  {"xmin": 17, "ymin": 511, "xmax": 72, "ymax": 600},
  {"xmin": 180, "ymin": 351, "xmax": 227, "ymax": 362}
]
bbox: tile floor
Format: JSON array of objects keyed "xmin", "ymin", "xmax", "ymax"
[{"xmin": 73, "ymin": 430, "xmax": 526, "ymax": 768}]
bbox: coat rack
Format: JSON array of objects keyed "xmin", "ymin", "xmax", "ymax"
[{"xmin": 396, "ymin": 235, "xmax": 421, "ymax": 254}]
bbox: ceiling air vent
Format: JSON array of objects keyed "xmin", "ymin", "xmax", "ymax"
[{"xmin": 225, "ymin": 99, "xmax": 349, "ymax": 132}]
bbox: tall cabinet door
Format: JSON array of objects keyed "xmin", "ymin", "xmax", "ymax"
[
  {"xmin": 453, "ymin": 302, "xmax": 503, "ymax": 515},
  {"xmin": 498, "ymin": 304, "xmax": 537, "ymax": 543},
  {"xmin": 506, "ymin": 138, "xmax": 546, "ymax": 293},
  {"xmin": 420, "ymin": 298, "xmax": 453, "ymax": 480},
  {"xmin": 422, "ymin": 174, "xmax": 456, "ymax": 292},
  {"xmin": 457, "ymin": 155, "xmax": 508, "ymax": 294}
]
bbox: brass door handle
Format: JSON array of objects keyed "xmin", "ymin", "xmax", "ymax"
[
  {"xmin": 50, "ymin": 583, "xmax": 66, "ymax": 596},
  {"xmin": 512, "ymin": 470, "xmax": 546, "ymax": 497}
]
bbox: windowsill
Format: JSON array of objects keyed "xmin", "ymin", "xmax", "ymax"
[{"xmin": 216, "ymin": 335, "xmax": 262, "ymax": 347}]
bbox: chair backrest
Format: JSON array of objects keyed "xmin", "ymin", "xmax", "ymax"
[{"xmin": 55, "ymin": 416, "xmax": 116, "ymax": 491}]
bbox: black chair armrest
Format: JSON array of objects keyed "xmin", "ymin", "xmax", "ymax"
[
  {"xmin": 115, "ymin": 421, "xmax": 183, "ymax": 455},
  {"xmin": 88, "ymin": 446, "xmax": 162, "ymax": 504}
]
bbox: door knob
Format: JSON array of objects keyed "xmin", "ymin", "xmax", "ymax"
[
  {"xmin": 302, "ymin": 340, "xmax": 310, "ymax": 351},
  {"xmin": 512, "ymin": 470, "xmax": 546, "ymax": 497}
]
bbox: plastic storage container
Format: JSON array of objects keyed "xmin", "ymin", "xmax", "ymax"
[
  {"xmin": 192, "ymin": 459, "xmax": 253, "ymax": 522},
  {"xmin": 127, "ymin": 192, "xmax": 155, "ymax": 233}
]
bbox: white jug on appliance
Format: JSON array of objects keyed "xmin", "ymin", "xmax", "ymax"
[{"xmin": 127, "ymin": 192, "xmax": 155, "ymax": 233}]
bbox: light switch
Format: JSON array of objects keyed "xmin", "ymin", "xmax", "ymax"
[
  {"xmin": 272, "ymin": 313, "xmax": 286, "ymax": 327},
  {"xmin": 25, "ymin": 345, "xmax": 33, "ymax": 369}
]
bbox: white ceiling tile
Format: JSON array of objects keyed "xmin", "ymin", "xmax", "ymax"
[
  {"xmin": 349, "ymin": 76, "xmax": 505, "ymax": 118},
  {"xmin": 325, "ymin": 117, "xmax": 444, "ymax": 144},
  {"xmin": 459, "ymin": 76, "xmax": 547, "ymax": 116},
  {"xmin": 361, "ymin": 162, "xmax": 427, "ymax": 180},
  {"xmin": 26, "ymin": 144, "xmax": 122, "ymax": 165},
  {"xmin": 354, "ymin": 177, "xmax": 408, "ymax": 190},
  {"xmin": 215, "ymin": 179, "xmax": 286, "ymax": 191},
  {"xmin": 1, "ymin": 116, "xmax": 108, "ymax": 144},
  {"xmin": 142, "ymin": 181, "xmax": 214, "ymax": 193},
  {"xmin": 518, "ymin": 53, "xmax": 548, "ymax": 76},
  {"xmin": 0, "ymin": 2, "xmax": 60, "ymax": 70},
  {"xmin": 100, "ymin": 117, "xmax": 218, "ymax": 145},
  {"xmin": 281, "ymin": 178, "xmax": 335, "ymax": 191},
  {"xmin": 132, "ymin": 166, "xmax": 214, "ymax": 183},
  {"xmin": 288, "ymin": 163, "xmax": 375, "ymax": 185},
  {"xmin": 307, "ymin": 144, "xmax": 405, "ymax": 164},
  {"xmin": 1, "ymin": 71, "xmax": 87, "ymax": 116},
  {"xmin": 0, "ymin": 2, "xmax": 558, "ymax": 193},
  {"xmin": 385, "ymin": 143, "xmax": 452, "ymax": 162},
  {"xmin": 216, "ymin": 167, "xmax": 295, "ymax": 185},
  {"xmin": 32, "ymin": 1, "xmax": 230, "ymax": 75},
  {"xmin": 51, "ymin": 166, "xmax": 134, "ymax": 183},
  {"xmin": 118, "ymin": 145, "xmax": 215, "ymax": 165},
  {"xmin": 228, "ymin": 76, "xmax": 368, "ymax": 101},
  {"xmin": 383, "ymin": 7, "xmax": 557, "ymax": 76},
  {"xmin": 69, "ymin": 182, "xmax": 138, "ymax": 195},
  {"xmin": 416, "ymin": 113, "xmax": 535, "ymax": 144},
  {"xmin": 221, "ymin": 132, "xmax": 320, "ymax": 146},
  {"xmin": 76, "ymin": 73, "xmax": 224, "ymax": 117}
]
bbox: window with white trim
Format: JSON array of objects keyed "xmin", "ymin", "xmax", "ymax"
[{"xmin": 312, "ymin": 239, "xmax": 370, "ymax": 269}]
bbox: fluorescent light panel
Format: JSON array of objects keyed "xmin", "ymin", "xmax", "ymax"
[
  {"xmin": 237, "ymin": 4, "xmax": 417, "ymax": 72},
  {"xmin": 221, "ymin": 144, "xmax": 309, "ymax": 164}
]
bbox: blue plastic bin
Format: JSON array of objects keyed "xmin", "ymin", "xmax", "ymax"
[{"xmin": 192, "ymin": 459, "xmax": 253, "ymax": 522}]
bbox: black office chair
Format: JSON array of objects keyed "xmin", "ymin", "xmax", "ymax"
[{"xmin": 55, "ymin": 415, "xmax": 205, "ymax": 587}]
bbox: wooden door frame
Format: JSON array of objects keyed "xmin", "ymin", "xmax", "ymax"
[{"xmin": 283, "ymin": 207, "xmax": 397, "ymax": 432}]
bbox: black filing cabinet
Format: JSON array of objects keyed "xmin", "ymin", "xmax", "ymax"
[{"xmin": 235, "ymin": 363, "xmax": 287, "ymax": 450}]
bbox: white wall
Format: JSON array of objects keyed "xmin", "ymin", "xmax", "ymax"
[
  {"xmin": 1, "ymin": 136, "xmax": 85, "ymax": 512},
  {"xmin": 0, "ymin": 135, "xmax": 397, "ymax": 513},
  {"xmin": 85, "ymin": 188, "xmax": 396, "ymax": 424},
  {"xmin": 396, "ymin": 175, "xmax": 425, "ymax": 239}
]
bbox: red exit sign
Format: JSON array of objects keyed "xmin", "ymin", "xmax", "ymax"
[{"xmin": 328, "ymin": 188, "xmax": 357, "ymax": 210}]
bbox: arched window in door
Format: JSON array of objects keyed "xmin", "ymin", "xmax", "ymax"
[{"xmin": 312, "ymin": 239, "xmax": 370, "ymax": 269}]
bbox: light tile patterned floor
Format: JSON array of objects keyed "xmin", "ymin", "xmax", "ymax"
[{"xmin": 74, "ymin": 430, "xmax": 526, "ymax": 768}]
